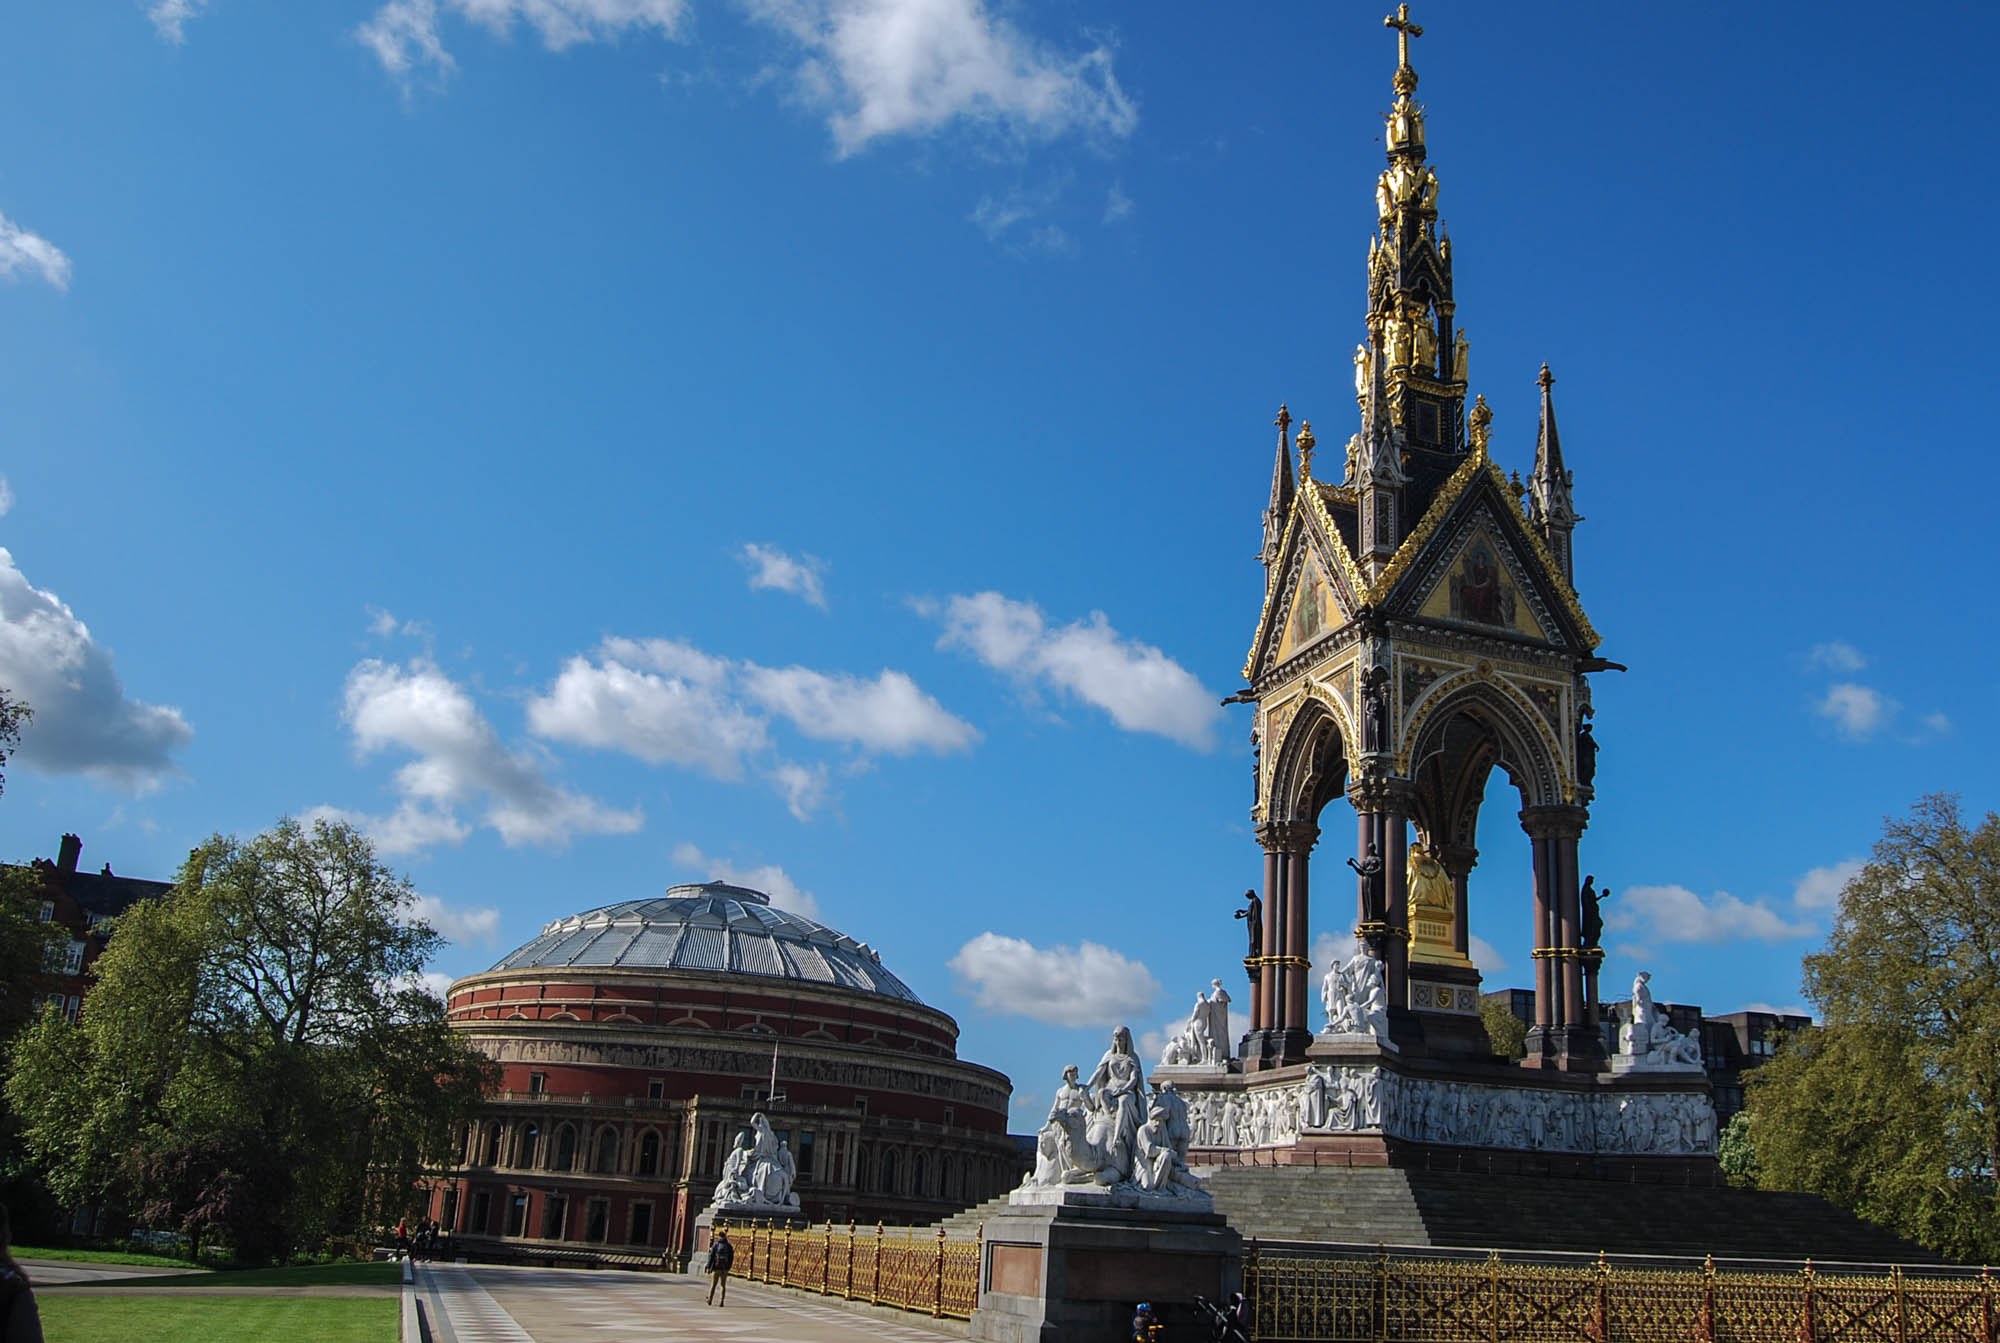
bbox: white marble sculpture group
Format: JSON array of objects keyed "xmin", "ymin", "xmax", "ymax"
[
  {"xmin": 1158, "ymin": 979, "xmax": 1232, "ymax": 1068},
  {"xmin": 1017, "ymin": 1027, "xmax": 1209, "ymax": 1207},
  {"xmin": 1320, "ymin": 951, "xmax": 1390, "ymax": 1044},
  {"xmin": 706, "ymin": 1112, "xmax": 801, "ymax": 1213},
  {"xmin": 1616, "ymin": 971, "xmax": 1703, "ymax": 1070}
]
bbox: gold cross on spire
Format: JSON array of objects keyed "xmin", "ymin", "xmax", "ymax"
[{"xmin": 1384, "ymin": 4, "xmax": 1423, "ymax": 71}]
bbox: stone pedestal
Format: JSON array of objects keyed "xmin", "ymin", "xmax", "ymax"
[
  {"xmin": 689, "ymin": 1205, "xmax": 805, "ymax": 1273},
  {"xmin": 969, "ymin": 1198, "xmax": 1243, "ymax": 1343}
]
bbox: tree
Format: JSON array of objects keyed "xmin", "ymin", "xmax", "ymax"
[
  {"xmin": 0, "ymin": 865, "xmax": 65, "ymax": 1042},
  {"xmin": 0, "ymin": 689, "xmax": 28, "ymax": 797},
  {"xmin": 5, "ymin": 817, "xmax": 495, "ymax": 1260},
  {"xmin": 1746, "ymin": 794, "xmax": 2000, "ymax": 1261},
  {"xmin": 1716, "ymin": 1111, "xmax": 1759, "ymax": 1188},
  {"xmin": 1480, "ymin": 995, "xmax": 1526, "ymax": 1061}
]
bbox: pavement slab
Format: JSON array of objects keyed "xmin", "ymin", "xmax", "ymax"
[{"xmin": 417, "ymin": 1263, "xmax": 963, "ymax": 1343}]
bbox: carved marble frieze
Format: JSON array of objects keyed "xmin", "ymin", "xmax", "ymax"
[{"xmin": 1179, "ymin": 1067, "xmax": 1717, "ymax": 1158}]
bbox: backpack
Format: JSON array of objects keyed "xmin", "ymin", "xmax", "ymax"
[{"xmin": 710, "ymin": 1239, "xmax": 735, "ymax": 1272}]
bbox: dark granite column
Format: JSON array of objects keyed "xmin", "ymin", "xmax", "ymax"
[
  {"xmin": 1253, "ymin": 847, "xmax": 1281, "ymax": 1034},
  {"xmin": 1284, "ymin": 829, "xmax": 1316, "ymax": 1043},
  {"xmin": 1521, "ymin": 804, "xmax": 1596, "ymax": 1070},
  {"xmin": 1440, "ymin": 844, "xmax": 1478, "ymax": 959},
  {"xmin": 1383, "ymin": 810, "xmax": 1410, "ymax": 1010}
]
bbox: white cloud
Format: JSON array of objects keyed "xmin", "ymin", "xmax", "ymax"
[
  {"xmin": 1919, "ymin": 711, "xmax": 1953, "ymax": 737},
  {"xmin": 743, "ymin": 0, "xmax": 1136, "ymax": 156},
  {"xmin": 672, "ymin": 841, "xmax": 819, "ymax": 916},
  {"xmin": 947, "ymin": 931, "xmax": 1159, "ymax": 1026},
  {"xmin": 1815, "ymin": 682, "xmax": 1896, "ymax": 739},
  {"xmin": 1311, "ymin": 928, "xmax": 1357, "ymax": 975},
  {"xmin": 740, "ymin": 663, "xmax": 979, "ymax": 754},
  {"xmin": 358, "ymin": 0, "xmax": 455, "ymax": 79},
  {"xmin": 0, "ymin": 211, "xmax": 73, "ymax": 292},
  {"xmin": 1103, "ymin": 181, "xmax": 1132, "ymax": 224},
  {"xmin": 1606, "ymin": 883, "xmax": 1816, "ymax": 945},
  {"xmin": 408, "ymin": 891, "xmax": 503, "ymax": 947},
  {"xmin": 770, "ymin": 759, "xmax": 832, "ymax": 819},
  {"xmin": 305, "ymin": 800, "xmax": 472, "ymax": 856},
  {"xmin": 145, "ymin": 0, "xmax": 207, "ymax": 43},
  {"xmin": 1792, "ymin": 858, "xmax": 1863, "ymax": 911},
  {"xmin": 338, "ymin": 656, "xmax": 642, "ymax": 851},
  {"xmin": 393, "ymin": 969, "xmax": 458, "ymax": 1000},
  {"xmin": 1806, "ymin": 641, "xmax": 1867, "ymax": 673},
  {"xmin": 0, "ymin": 476, "xmax": 12, "ymax": 518},
  {"xmin": 0, "ymin": 548, "xmax": 192, "ymax": 791},
  {"xmin": 528, "ymin": 640, "xmax": 769, "ymax": 777},
  {"xmin": 359, "ymin": 0, "xmax": 687, "ymax": 80},
  {"xmin": 741, "ymin": 543, "xmax": 828, "ymax": 610},
  {"xmin": 1467, "ymin": 933, "xmax": 1509, "ymax": 973},
  {"xmin": 935, "ymin": 591, "xmax": 1222, "ymax": 749}
]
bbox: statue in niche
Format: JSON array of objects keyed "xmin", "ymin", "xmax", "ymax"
[
  {"xmin": 1362, "ymin": 667, "xmax": 1391, "ymax": 752},
  {"xmin": 1376, "ymin": 173, "xmax": 1394, "ymax": 222},
  {"xmin": 1234, "ymin": 889, "xmax": 1262, "ymax": 960},
  {"xmin": 1354, "ymin": 343, "xmax": 1371, "ymax": 401},
  {"xmin": 1383, "ymin": 307, "xmax": 1412, "ymax": 368},
  {"xmin": 1411, "ymin": 303, "xmax": 1438, "ymax": 371},
  {"xmin": 1576, "ymin": 718, "xmax": 1598, "ymax": 787},
  {"xmin": 1407, "ymin": 841, "xmax": 1454, "ymax": 917},
  {"xmin": 1344, "ymin": 433, "xmax": 1364, "ymax": 486},
  {"xmin": 1453, "ymin": 329, "xmax": 1470, "ymax": 382}
]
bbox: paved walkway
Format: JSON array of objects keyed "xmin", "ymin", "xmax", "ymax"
[
  {"xmin": 416, "ymin": 1263, "xmax": 963, "ymax": 1343},
  {"xmin": 20, "ymin": 1258, "xmax": 207, "ymax": 1285}
]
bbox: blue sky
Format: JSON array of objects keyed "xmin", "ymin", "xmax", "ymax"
[{"xmin": 2, "ymin": 2, "xmax": 1995, "ymax": 1129}]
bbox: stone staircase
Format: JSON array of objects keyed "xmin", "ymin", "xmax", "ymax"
[
  {"xmin": 932, "ymin": 1192, "xmax": 1019, "ymax": 1238},
  {"xmin": 1197, "ymin": 1167, "xmax": 1944, "ymax": 1265}
]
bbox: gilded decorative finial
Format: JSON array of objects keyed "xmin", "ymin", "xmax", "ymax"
[
  {"xmin": 1296, "ymin": 421, "xmax": 1316, "ymax": 479},
  {"xmin": 1275, "ymin": 403, "xmax": 1292, "ymax": 435},
  {"xmin": 1538, "ymin": 363, "xmax": 1554, "ymax": 390},
  {"xmin": 1508, "ymin": 469, "xmax": 1527, "ymax": 503},
  {"xmin": 1469, "ymin": 394, "xmax": 1492, "ymax": 457},
  {"xmin": 1385, "ymin": 4, "xmax": 1423, "ymax": 95}
]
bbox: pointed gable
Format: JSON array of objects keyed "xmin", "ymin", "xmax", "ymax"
[
  {"xmin": 1375, "ymin": 452, "xmax": 1600, "ymax": 652},
  {"xmin": 1242, "ymin": 491, "xmax": 1367, "ymax": 682}
]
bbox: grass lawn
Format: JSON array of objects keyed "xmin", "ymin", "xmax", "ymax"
[
  {"xmin": 15, "ymin": 1246, "xmax": 210, "ymax": 1270},
  {"xmin": 84, "ymin": 1260, "xmax": 400, "ymax": 1289},
  {"xmin": 39, "ymin": 1294, "xmax": 394, "ymax": 1343}
]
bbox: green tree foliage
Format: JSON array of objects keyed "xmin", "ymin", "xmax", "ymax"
[
  {"xmin": 1480, "ymin": 995, "xmax": 1526, "ymax": 1061},
  {"xmin": 1746, "ymin": 794, "xmax": 2000, "ymax": 1261},
  {"xmin": 0, "ymin": 865, "xmax": 65, "ymax": 1041},
  {"xmin": 5, "ymin": 817, "xmax": 496, "ymax": 1261},
  {"xmin": 1715, "ymin": 1111, "xmax": 1759, "ymax": 1188},
  {"xmin": 0, "ymin": 688, "xmax": 28, "ymax": 798}
]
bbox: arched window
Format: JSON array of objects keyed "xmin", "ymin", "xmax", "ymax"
[
  {"xmin": 515, "ymin": 1122, "xmax": 540, "ymax": 1169},
  {"xmin": 480, "ymin": 1121, "xmax": 500, "ymax": 1166},
  {"xmin": 554, "ymin": 1124, "xmax": 578, "ymax": 1172},
  {"xmin": 638, "ymin": 1130, "xmax": 662, "ymax": 1177},
  {"xmin": 912, "ymin": 1153, "xmax": 928, "ymax": 1198},
  {"xmin": 880, "ymin": 1148, "xmax": 900, "ymax": 1194},
  {"xmin": 593, "ymin": 1127, "xmax": 619, "ymax": 1174}
]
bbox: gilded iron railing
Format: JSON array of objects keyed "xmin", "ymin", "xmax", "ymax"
[
  {"xmin": 731, "ymin": 1221, "xmax": 984, "ymax": 1321},
  {"xmin": 1245, "ymin": 1249, "xmax": 1998, "ymax": 1343}
]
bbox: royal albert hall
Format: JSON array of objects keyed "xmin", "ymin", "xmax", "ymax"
[{"xmin": 423, "ymin": 882, "xmax": 1025, "ymax": 1266}]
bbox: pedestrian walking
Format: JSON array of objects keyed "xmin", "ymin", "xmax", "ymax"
[
  {"xmin": 0, "ymin": 1203, "xmax": 45, "ymax": 1343},
  {"xmin": 706, "ymin": 1228, "xmax": 735, "ymax": 1306}
]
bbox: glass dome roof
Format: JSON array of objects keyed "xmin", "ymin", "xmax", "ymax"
[{"xmin": 489, "ymin": 882, "xmax": 921, "ymax": 1004}]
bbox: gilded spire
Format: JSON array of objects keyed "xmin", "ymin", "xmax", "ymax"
[{"xmin": 1385, "ymin": 4, "xmax": 1423, "ymax": 96}]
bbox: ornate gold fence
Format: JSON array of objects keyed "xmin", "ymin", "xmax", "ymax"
[
  {"xmin": 1245, "ymin": 1250, "xmax": 1998, "ymax": 1343},
  {"xmin": 731, "ymin": 1221, "xmax": 984, "ymax": 1321}
]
